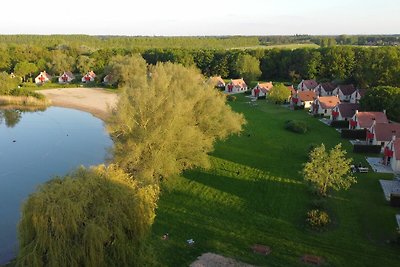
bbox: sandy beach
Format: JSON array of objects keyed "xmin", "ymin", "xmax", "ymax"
[{"xmin": 39, "ymin": 88, "xmax": 118, "ymax": 120}]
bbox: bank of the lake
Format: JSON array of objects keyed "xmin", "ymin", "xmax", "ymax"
[{"xmin": 0, "ymin": 107, "xmax": 112, "ymax": 265}]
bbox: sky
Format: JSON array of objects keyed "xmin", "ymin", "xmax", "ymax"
[{"xmin": 1, "ymin": 0, "xmax": 399, "ymax": 36}]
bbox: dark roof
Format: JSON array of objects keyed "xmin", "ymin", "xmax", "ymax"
[
  {"xmin": 338, "ymin": 103, "xmax": 360, "ymax": 118},
  {"xmin": 320, "ymin": 82, "xmax": 336, "ymax": 92},
  {"xmin": 302, "ymin": 80, "xmax": 318, "ymax": 89},
  {"xmin": 338, "ymin": 84, "xmax": 356, "ymax": 96},
  {"xmin": 357, "ymin": 89, "xmax": 367, "ymax": 97}
]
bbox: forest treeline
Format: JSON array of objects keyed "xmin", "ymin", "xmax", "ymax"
[{"xmin": 1, "ymin": 42, "xmax": 399, "ymax": 88}]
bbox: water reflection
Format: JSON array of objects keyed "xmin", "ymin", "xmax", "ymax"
[{"xmin": 0, "ymin": 106, "xmax": 47, "ymax": 128}]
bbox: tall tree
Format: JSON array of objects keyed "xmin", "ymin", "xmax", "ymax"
[
  {"xmin": 303, "ymin": 143, "xmax": 356, "ymax": 196},
  {"xmin": 14, "ymin": 61, "xmax": 38, "ymax": 82},
  {"xmin": 107, "ymin": 55, "xmax": 245, "ymax": 184},
  {"xmin": 236, "ymin": 54, "xmax": 261, "ymax": 82},
  {"xmin": 268, "ymin": 83, "xmax": 291, "ymax": 104},
  {"xmin": 76, "ymin": 55, "xmax": 95, "ymax": 75},
  {"xmin": 17, "ymin": 165, "xmax": 158, "ymax": 267}
]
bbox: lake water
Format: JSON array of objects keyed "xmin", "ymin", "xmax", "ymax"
[{"xmin": 0, "ymin": 107, "xmax": 113, "ymax": 264}]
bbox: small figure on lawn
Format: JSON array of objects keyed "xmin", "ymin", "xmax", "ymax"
[
  {"xmin": 187, "ymin": 238, "xmax": 195, "ymax": 245},
  {"xmin": 162, "ymin": 233, "xmax": 169, "ymax": 240}
]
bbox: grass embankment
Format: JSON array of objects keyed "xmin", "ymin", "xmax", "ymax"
[
  {"xmin": 151, "ymin": 94, "xmax": 400, "ymax": 266},
  {"xmin": 0, "ymin": 95, "xmax": 50, "ymax": 106}
]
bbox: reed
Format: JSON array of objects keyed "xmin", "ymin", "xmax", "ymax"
[{"xmin": 0, "ymin": 95, "xmax": 50, "ymax": 106}]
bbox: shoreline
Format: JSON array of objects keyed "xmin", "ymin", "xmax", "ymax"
[{"xmin": 38, "ymin": 88, "xmax": 118, "ymax": 121}]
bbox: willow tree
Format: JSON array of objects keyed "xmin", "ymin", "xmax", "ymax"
[
  {"xmin": 107, "ymin": 55, "xmax": 246, "ymax": 184},
  {"xmin": 17, "ymin": 165, "xmax": 158, "ymax": 267},
  {"xmin": 303, "ymin": 143, "xmax": 356, "ymax": 196}
]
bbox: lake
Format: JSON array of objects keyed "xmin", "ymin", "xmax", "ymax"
[{"xmin": 0, "ymin": 107, "xmax": 113, "ymax": 264}]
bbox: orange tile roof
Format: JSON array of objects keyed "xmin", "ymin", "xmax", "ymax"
[
  {"xmin": 297, "ymin": 91, "xmax": 316, "ymax": 102},
  {"xmin": 257, "ymin": 82, "xmax": 273, "ymax": 91},
  {"xmin": 317, "ymin": 96, "xmax": 340, "ymax": 109},
  {"xmin": 231, "ymin": 78, "xmax": 247, "ymax": 87},
  {"xmin": 356, "ymin": 112, "xmax": 388, "ymax": 128}
]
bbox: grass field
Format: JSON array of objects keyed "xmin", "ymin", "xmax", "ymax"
[{"xmin": 151, "ymin": 94, "xmax": 400, "ymax": 266}]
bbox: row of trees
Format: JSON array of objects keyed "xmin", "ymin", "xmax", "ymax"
[
  {"xmin": 16, "ymin": 56, "xmax": 246, "ymax": 266},
  {"xmin": 360, "ymin": 86, "xmax": 400, "ymax": 122},
  {"xmin": 1, "ymin": 44, "xmax": 399, "ymax": 89}
]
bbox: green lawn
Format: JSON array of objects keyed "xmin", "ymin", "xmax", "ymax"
[{"xmin": 151, "ymin": 94, "xmax": 400, "ymax": 266}]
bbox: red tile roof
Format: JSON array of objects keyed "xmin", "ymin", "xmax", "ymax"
[
  {"xmin": 338, "ymin": 103, "xmax": 360, "ymax": 118},
  {"xmin": 287, "ymin": 85, "xmax": 296, "ymax": 95},
  {"xmin": 317, "ymin": 96, "xmax": 340, "ymax": 109},
  {"xmin": 297, "ymin": 91, "xmax": 316, "ymax": 102},
  {"xmin": 208, "ymin": 76, "xmax": 225, "ymax": 86},
  {"xmin": 374, "ymin": 123, "xmax": 400, "ymax": 141},
  {"xmin": 356, "ymin": 112, "xmax": 388, "ymax": 128}
]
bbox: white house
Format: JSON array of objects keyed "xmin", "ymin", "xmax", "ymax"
[
  {"xmin": 350, "ymin": 89, "xmax": 366, "ymax": 103},
  {"xmin": 297, "ymin": 79, "xmax": 318, "ymax": 91},
  {"xmin": 82, "ymin": 71, "xmax": 96, "ymax": 83},
  {"xmin": 291, "ymin": 90, "xmax": 316, "ymax": 108},
  {"xmin": 349, "ymin": 110, "xmax": 388, "ymax": 129},
  {"xmin": 315, "ymin": 82, "xmax": 337, "ymax": 96},
  {"xmin": 330, "ymin": 103, "xmax": 360, "ymax": 121},
  {"xmin": 383, "ymin": 136, "xmax": 400, "ymax": 172},
  {"xmin": 367, "ymin": 122, "xmax": 400, "ymax": 148},
  {"xmin": 312, "ymin": 96, "xmax": 340, "ymax": 116},
  {"xmin": 336, "ymin": 84, "xmax": 356, "ymax": 102},
  {"xmin": 225, "ymin": 78, "xmax": 247, "ymax": 93},
  {"xmin": 251, "ymin": 82, "xmax": 273, "ymax": 98},
  {"xmin": 208, "ymin": 76, "xmax": 226, "ymax": 89},
  {"xmin": 34, "ymin": 71, "xmax": 52, "ymax": 84},
  {"xmin": 58, "ymin": 71, "xmax": 75, "ymax": 84}
]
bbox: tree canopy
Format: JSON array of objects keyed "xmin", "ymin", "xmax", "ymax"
[
  {"xmin": 17, "ymin": 165, "xmax": 158, "ymax": 267},
  {"xmin": 303, "ymin": 143, "xmax": 356, "ymax": 196},
  {"xmin": 268, "ymin": 83, "xmax": 291, "ymax": 104},
  {"xmin": 106, "ymin": 55, "xmax": 246, "ymax": 184},
  {"xmin": 236, "ymin": 54, "xmax": 261, "ymax": 82},
  {"xmin": 360, "ymin": 86, "xmax": 400, "ymax": 122}
]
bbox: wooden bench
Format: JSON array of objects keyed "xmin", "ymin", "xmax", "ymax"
[
  {"xmin": 302, "ymin": 254, "xmax": 323, "ymax": 265},
  {"xmin": 251, "ymin": 244, "xmax": 271, "ymax": 255}
]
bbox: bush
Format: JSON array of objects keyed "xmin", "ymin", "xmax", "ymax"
[
  {"xmin": 353, "ymin": 144, "xmax": 382, "ymax": 154},
  {"xmin": 10, "ymin": 88, "xmax": 45, "ymax": 99},
  {"xmin": 285, "ymin": 120, "xmax": 308, "ymax": 134},
  {"xmin": 306, "ymin": 209, "xmax": 330, "ymax": 229},
  {"xmin": 226, "ymin": 95, "xmax": 237, "ymax": 101},
  {"xmin": 341, "ymin": 129, "xmax": 367, "ymax": 139},
  {"xmin": 330, "ymin": 120, "xmax": 349, "ymax": 128},
  {"xmin": 294, "ymin": 105, "xmax": 305, "ymax": 110}
]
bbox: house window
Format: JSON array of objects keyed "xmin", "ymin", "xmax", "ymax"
[
  {"xmin": 381, "ymin": 142, "xmax": 384, "ymax": 147},
  {"xmin": 324, "ymin": 109, "xmax": 327, "ymax": 114}
]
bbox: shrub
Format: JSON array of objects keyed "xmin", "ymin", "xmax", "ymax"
[
  {"xmin": 306, "ymin": 209, "xmax": 330, "ymax": 229},
  {"xmin": 311, "ymin": 198, "xmax": 327, "ymax": 209},
  {"xmin": 341, "ymin": 129, "xmax": 367, "ymax": 139},
  {"xmin": 10, "ymin": 88, "xmax": 45, "ymax": 99},
  {"xmin": 353, "ymin": 144, "xmax": 381, "ymax": 154},
  {"xmin": 294, "ymin": 105, "xmax": 305, "ymax": 110},
  {"xmin": 285, "ymin": 120, "xmax": 308, "ymax": 134},
  {"xmin": 226, "ymin": 95, "xmax": 237, "ymax": 102},
  {"xmin": 330, "ymin": 120, "xmax": 349, "ymax": 128}
]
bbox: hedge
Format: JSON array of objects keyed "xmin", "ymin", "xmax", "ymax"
[
  {"xmin": 331, "ymin": 120, "xmax": 349, "ymax": 128},
  {"xmin": 353, "ymin": 144, "xmax": 382, "ymax": 153},
  {"xmin": 341, "ymin": 129, "xmax": 367, "ymax": 139}
]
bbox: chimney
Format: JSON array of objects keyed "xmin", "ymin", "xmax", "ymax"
[
  {"xmin": 355, "ymin": 110, "xmax": 358, "ymax": 114},
  {"xmin": 383, "ymin": 109, "xmax": 386, "ymax": 114}
]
